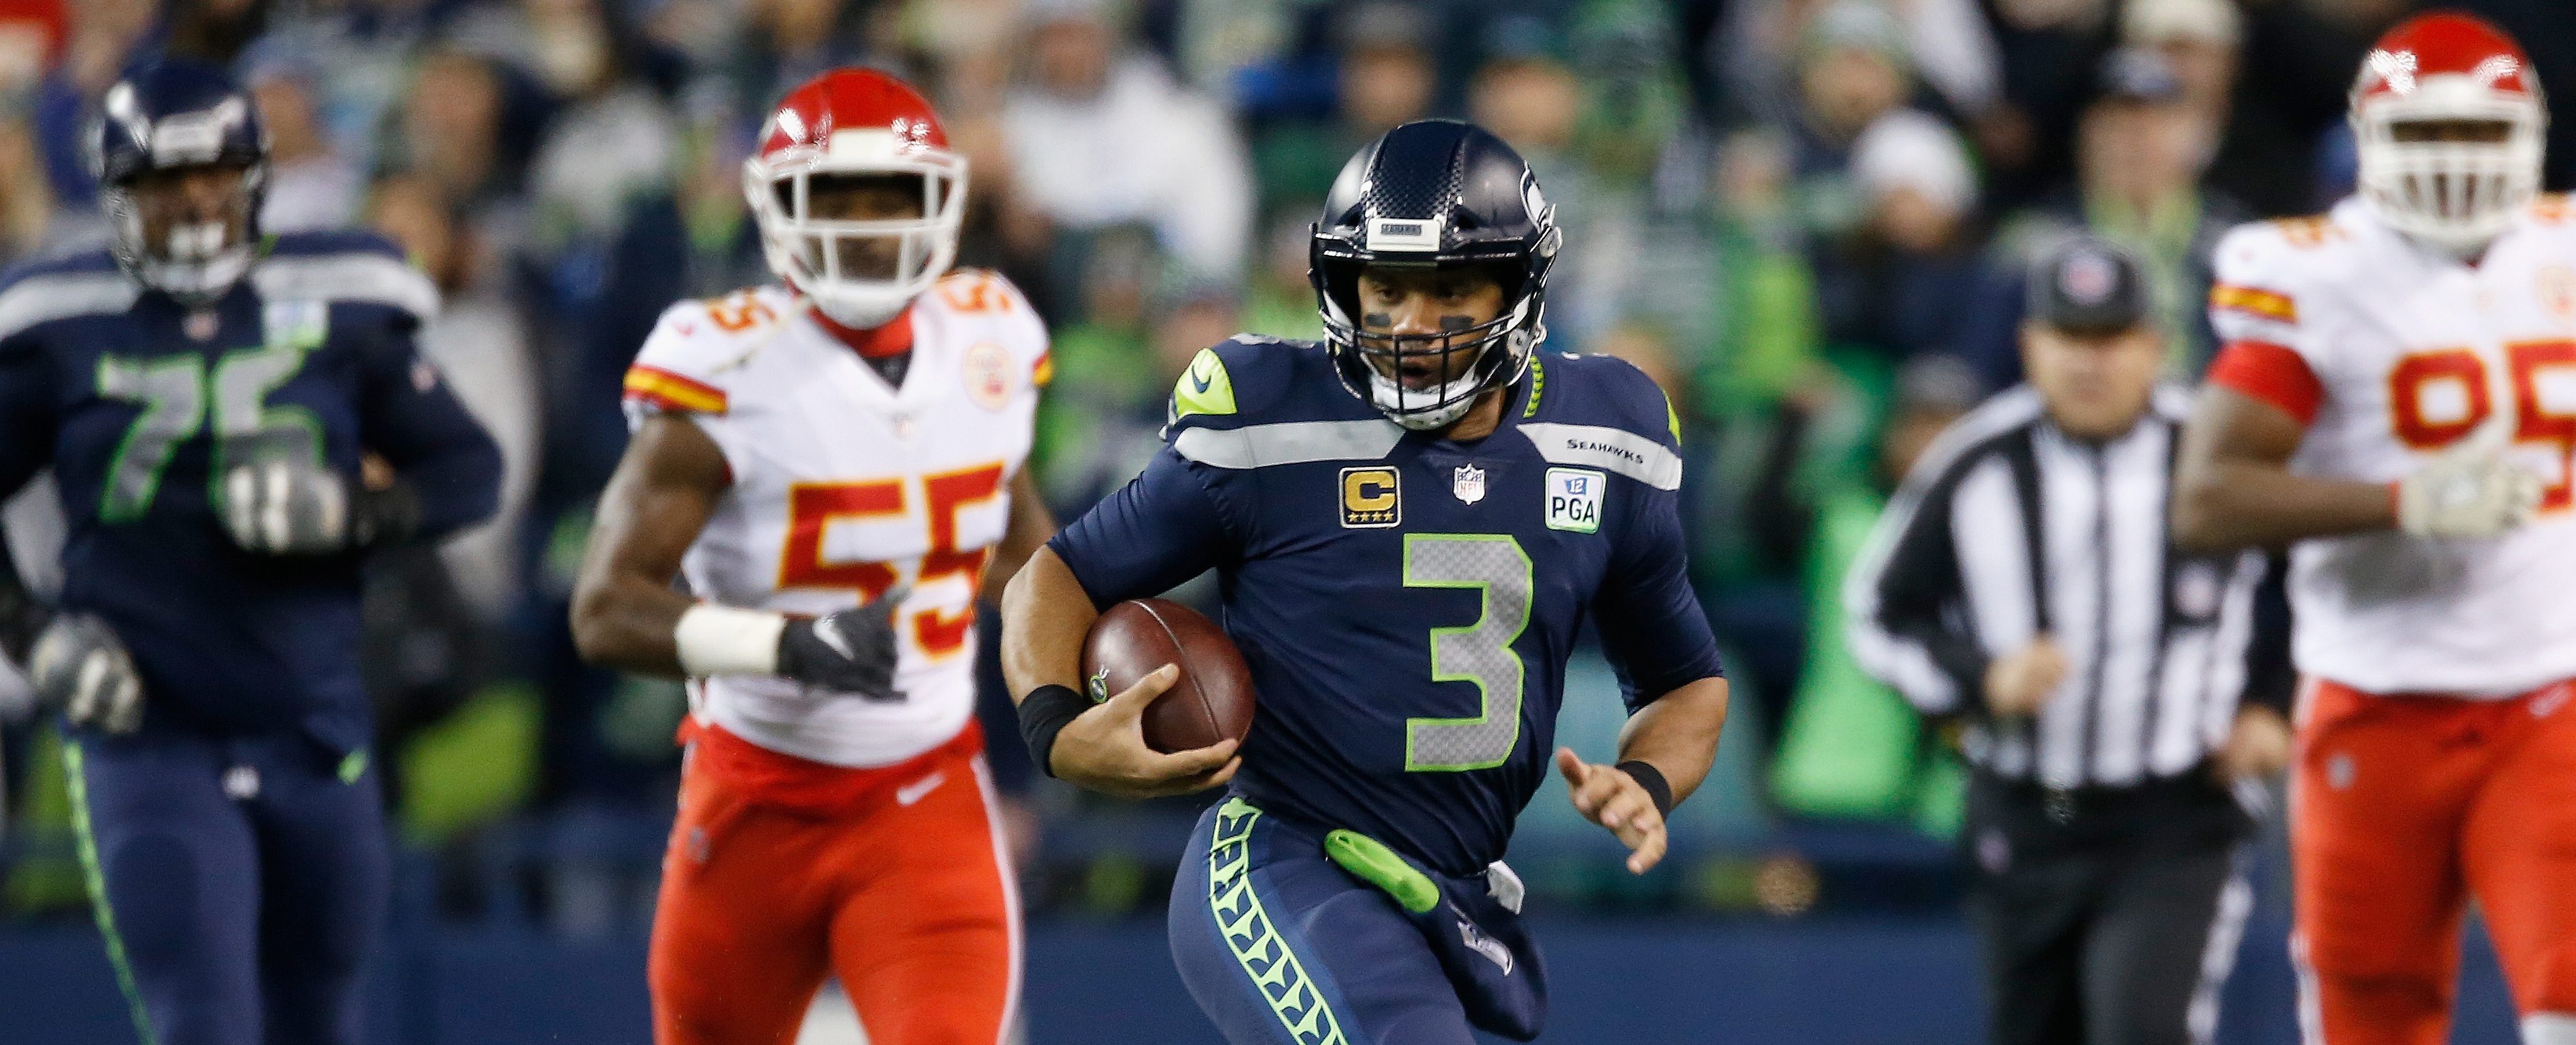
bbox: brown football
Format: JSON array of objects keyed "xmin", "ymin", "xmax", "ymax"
[{"xmin": 1079, "ymin": 598, "xmax": 1256, "ymax": 754}]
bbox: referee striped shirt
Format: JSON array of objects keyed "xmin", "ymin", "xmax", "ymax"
[{"xmin": 1845, "ymin": 385, "xmax": 2272, "ymax": 789}]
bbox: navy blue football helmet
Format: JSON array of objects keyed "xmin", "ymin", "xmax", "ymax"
[
  {"xmin": 91, "ymin": 60, "xmax": 271, "ymax": 304},
  {"xmin": 1310, "ymin": 119, "xmax": 1559, "ymax": 430}
]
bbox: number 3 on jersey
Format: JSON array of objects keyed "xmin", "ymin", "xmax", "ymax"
[
  {"xmin": 1404, "ymin": 534, "xmax": 1532, "ymax": 772},
  {"xmin": 779, "ymin": 462, "xmax": 1004, "ymax": 658}
]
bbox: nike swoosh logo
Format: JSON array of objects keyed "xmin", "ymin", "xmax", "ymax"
[
  {"xmin": 1188, "ymin": 368, "xmax": 1215, "ymax": 394},
  {"xmin": 815, "ymin": 619, "xmax": 857, "ymax": 660},
  {"xmin": 896, "ymin": 771, "xmax": 947, "ymax": 806},
  {"xmin": 2534, "ymin": 684, "xmax": 2571, "ymax": 719}
]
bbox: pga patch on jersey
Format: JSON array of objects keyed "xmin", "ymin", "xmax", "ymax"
[{"xmin": 1544, "ymin": 467, "xmax": 1603, "ymax": 533}]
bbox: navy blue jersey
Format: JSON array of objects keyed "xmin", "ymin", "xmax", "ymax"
[
  {"xmin": 0, "ymin": 232, "xmax": 502, "ymax": 750},
  {"xmin": 1049, "ymin": 337, "xmax": 1722, "ymax": 875}
]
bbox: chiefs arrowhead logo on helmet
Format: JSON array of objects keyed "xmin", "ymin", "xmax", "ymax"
[
  {"xmin": 743, "ymin": 69, "xmax": 966, "ymax": 329},
  {"xmin": 2350, "ymin": 11, "xmax": 2549, "ymax": 256}
]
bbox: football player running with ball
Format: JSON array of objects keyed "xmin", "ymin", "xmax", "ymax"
[
  {"xmin": 1002, "ymin": 120, "xmax": 1730, "ymax": 1044},
  {"xmin": 2174, "ymin": 12, "xmax": 2576, "ymax": 1045},
  {"xmin": 571, "ymin": 70, "xmax": 1053, "ymax": 1044}
]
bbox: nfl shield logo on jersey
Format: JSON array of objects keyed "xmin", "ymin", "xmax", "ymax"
[{"xmin": 1452, "ymin": 464, "xmax": 1486, "ymax": 504}]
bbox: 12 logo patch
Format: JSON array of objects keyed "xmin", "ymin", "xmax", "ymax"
[{"xmin": 1545, "ymin": 467, "xmax": 1603, "ymax": 533}]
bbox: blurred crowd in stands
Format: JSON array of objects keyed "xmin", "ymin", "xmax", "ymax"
[{"xmin": 4, "ymin": 0, "xmax": 2575, "ymax": 928}]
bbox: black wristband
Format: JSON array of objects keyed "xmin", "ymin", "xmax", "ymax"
[
  {"xmin": 1017, "ymin": 684, "xmax": 1092, "ymax": 779},
  {"xmin": 1616, "ymin": 759, "xmax": 1675, "ymax": 819}
]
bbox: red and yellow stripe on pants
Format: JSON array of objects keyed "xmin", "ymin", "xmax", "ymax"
[{"xmin": 650, "ymin": 720, "xmax": 1020, "ymax": 1045}]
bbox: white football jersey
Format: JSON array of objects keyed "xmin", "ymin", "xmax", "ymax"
[
  {"xmin": 2211, "ymin": 196, "xmax": 2576, "ymax": 697},
  {"xmin": 623, "ymin": 272, "xmax": 1049, "ymax": 765}
]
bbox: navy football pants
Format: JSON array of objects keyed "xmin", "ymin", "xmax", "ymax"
[
  {"xmin": 66, "ymin": 728, "xmax": 387, "ymax": 1045},
  {"xmin": 1169, "ymin": 796, "xmax": 1483, "ymax": 1045}
]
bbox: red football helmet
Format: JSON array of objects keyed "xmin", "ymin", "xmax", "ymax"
[
  {"xmin": 2350, "ymin": 11, "xmax": 2548, "ymax": 254},
  {"xmin": 743, "ymin": 68, "xmax": 966, "ymax": 327}
]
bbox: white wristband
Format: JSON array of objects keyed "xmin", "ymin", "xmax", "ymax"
[{"xmin": 674, "ymin": 604, "xmax": 787, "ymax": 677}]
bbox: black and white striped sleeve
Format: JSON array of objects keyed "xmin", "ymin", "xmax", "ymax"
[
  {"xmin": 1844, "ymin": 391, "xmax": 2048, "ymax": 719},
  {"xmin": 1844, "ymin": 460, "xmax": 1993, "ymax": 717}
]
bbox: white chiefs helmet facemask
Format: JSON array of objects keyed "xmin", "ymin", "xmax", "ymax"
[
  {"xmin": 743, "ymin": 68, "xmax": 966, "ymax": 329},
  {"xmin": 2350, "ymin": 12, "xmax": 2549, "ymax": 258}
]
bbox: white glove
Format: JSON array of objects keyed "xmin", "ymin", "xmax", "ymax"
[
  {"xmin": 220, "ymin": 431, "xmax": 350, "ymax": 555},
  {"xmin": 29, "ymin": 613, "xmax": 143, "ymax": 733},
  {"xmin": 2395, "ymin": 423, "xmax": 2545, "ymax": 539}
]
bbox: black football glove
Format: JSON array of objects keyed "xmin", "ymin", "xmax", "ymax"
[
  {"xmin": 29, "ymin": 613, "xmax": 143, "ymax": 733},
  {"xmin": 775, "ymin": 589, "xmax": 906, "ymax": 701}
]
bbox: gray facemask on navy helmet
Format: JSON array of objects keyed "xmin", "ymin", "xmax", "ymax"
[
  {"xmin": 90, "ymin": 60, "xmax": 272, "ymax": 308},
  {"xmin": 1310, "ymin": 120, "xmax": 1561, "ymax": 431}
]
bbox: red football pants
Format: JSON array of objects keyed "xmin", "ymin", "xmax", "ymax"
[
  {"xmin": 2291, "ymin": 678, "xmax": 2576, "ymax": 1045},
  {"xmin": 648, "ymin": 742, "xmax": 1020, "ymax": 1045}
]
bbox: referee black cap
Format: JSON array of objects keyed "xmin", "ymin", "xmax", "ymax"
[{"xmin": 2027, "ymin": 237, "xmax": 2149, "ymax": 336}]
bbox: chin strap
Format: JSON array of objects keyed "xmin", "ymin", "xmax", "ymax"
[
  {"xmin": 809, "ymin": 298, "xmax": 899, "ymax": 330},
  {"xmin": 2367, "ymin": 197, "xmax": 2509, "ymax": 261},
  {"xmin": 1367, "ymin": 334, "xmax": 1532, "ymax": 430},
  {"xmin": 809, "ymin": 304, "xmax": 915, "ymax": 358},
  {"xmin": 2404, "ymin": 226, "xmax": 2500, "ymax": 261},
  {"xmin": 1385, "ymin": 393, "xmax": 1476, "ymax": 430},
  {"xmin": 135, "ymin": 245, "xmax": 256, "ymax": 305}
]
